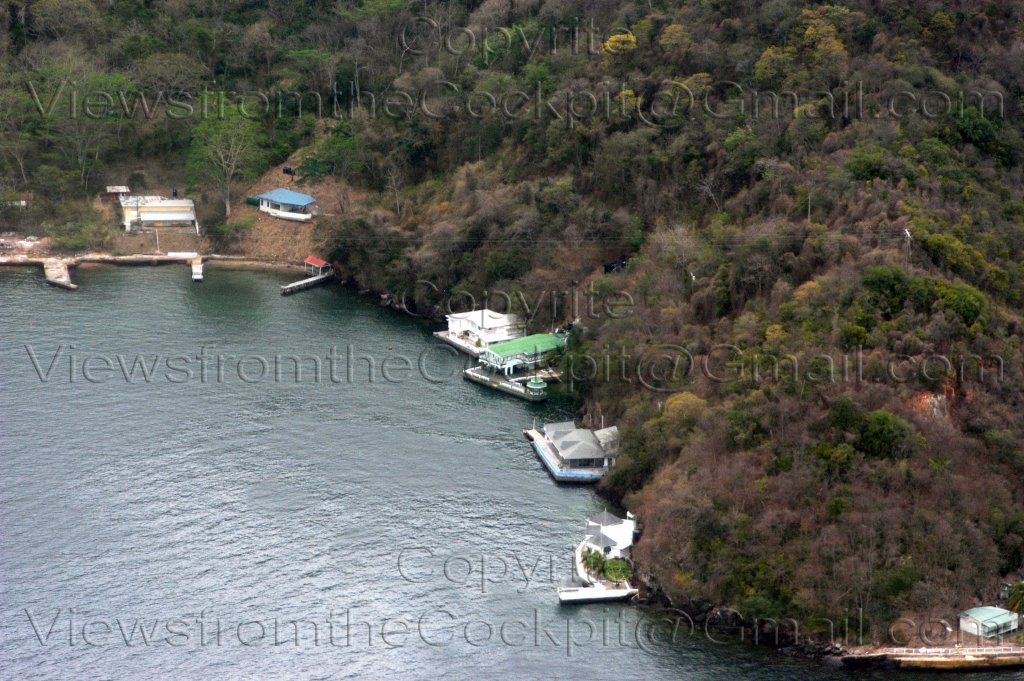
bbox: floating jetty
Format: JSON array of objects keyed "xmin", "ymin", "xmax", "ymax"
[
  {"xmin": 524, "ymin": 422, "xmax": 620, "ymax": 483},
  {"xmin": 842, "ymin": 646, "xmax": 1024, "ymax": 671},
  {"xmin": 525, "ymin": 429, "xmax": 602, "ymax": 481},
  {"xmin": 281, "ymin": 256, "xmax": 334, "ymax": 295},
  {"xmin": 280, "ymin": 272, "xmax": 334, "ymax": 295},
  {"xmin": 463, "ymin": 366, "xmax": 550, "ymax": 401},
  {"xmin": 191, "ymin": 258, "xmax": 203, "ymax": 282}
]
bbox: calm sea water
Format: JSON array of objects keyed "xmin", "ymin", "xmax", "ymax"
[{"xmin": 1, "ymin": 265, "xmax": 1018, "ymax": 680}]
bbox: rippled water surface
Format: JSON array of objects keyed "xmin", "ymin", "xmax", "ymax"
[{"xmin": 1, "ymin": 265, "xmax": 1019, "ymax": 680}]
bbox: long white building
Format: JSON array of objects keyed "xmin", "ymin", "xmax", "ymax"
[
  {"xmin": 119, "ymin": 196, "xmax": 199, "ymax": 234},
  {"xmin": 434, "ymin": 309, "xmax": 525, "ymax": 356}
]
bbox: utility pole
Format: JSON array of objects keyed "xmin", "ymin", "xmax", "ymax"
[{"xmin": 904, "ymin": 229, "xmax": 912, "ymax": 271}]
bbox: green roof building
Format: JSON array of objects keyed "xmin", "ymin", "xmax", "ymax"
[{"xmin": 479, "ymin": 333, "xmax": 566, "ymax": 374}]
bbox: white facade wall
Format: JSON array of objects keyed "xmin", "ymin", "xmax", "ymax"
[{"xmin": 446, "ymin": 310, "xmax": 524, "ymax": 346}]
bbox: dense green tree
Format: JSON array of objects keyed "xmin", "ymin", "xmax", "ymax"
[
  {"xmin": 185, "ymin": 102, "xmax": 266, "ymax": 218},
  {"xmin": 858, "ymin": 410, "xmax": 923, "ymax": 461}
]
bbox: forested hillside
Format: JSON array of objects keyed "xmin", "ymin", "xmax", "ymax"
[{"xmin": 3, "ymin": 0, "xmax": 1024, "ymax": 639}]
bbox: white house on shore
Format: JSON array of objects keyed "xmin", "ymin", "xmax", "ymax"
[
  {"xmin": 119, "ymin": 195, "xmax": 199, "ymax": 234},
  {"xmin": 557, "ymin": 510, "xmax": 638, "ymax": 603},
  {"xmin": 583, "ymin": 510, "xmax": 635, "ymax": 559},
  {"xmin": 256, "ymin": 188, "xmax": 317, "ymax": 222},
  {"xmin": 434, "ymin": 309, "xmax": 525, "ymax": 356}
]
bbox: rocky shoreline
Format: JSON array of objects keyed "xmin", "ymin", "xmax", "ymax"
[{"xmin": 634, "ymin": 574, "xmax": 850, "ymax": 665}]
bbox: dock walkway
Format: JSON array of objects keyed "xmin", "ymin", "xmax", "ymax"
[
  {"xmin": 280, "ymin": 272, "xmax": 333, "ymax": 295},
  {"xmin": 463, "ymin": 366, "xmax": 548, "ymax": 401}
]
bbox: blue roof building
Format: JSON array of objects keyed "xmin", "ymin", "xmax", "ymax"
[
  {"xmin": 255, "ymin": 188, "xmax": 317, "ymax": 222},
  {"xmin": 256, "ymin": 188, "xmax": 316, "ymax": 206}
]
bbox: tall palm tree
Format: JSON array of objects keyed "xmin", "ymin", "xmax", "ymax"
[
  {"xmin": 583, "ymin": 549, "xmax": 605, "ymax": 579},
  {"xmin": 1007, "ymin": 582, "xmax": 1024, "ymax": 639},
  {"xmin": 1007, "ymin": 582, "xmax": 1024, "ymax": 614}
]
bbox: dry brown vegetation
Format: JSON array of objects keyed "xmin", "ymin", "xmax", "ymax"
[{"xmin": 3, "ymin": 0, "xmax": 1024, "ymax": 640}]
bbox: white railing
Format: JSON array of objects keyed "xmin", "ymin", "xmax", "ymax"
[
  {"xmin": 889, "ymin": 646, "xmax": 1024, "ymax": 656},
  {"xmin": 465, "ymin": 367, "xmax": 529, "ymax": 394}
]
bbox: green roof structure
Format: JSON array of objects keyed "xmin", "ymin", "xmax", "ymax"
[
  {"xmin": 484, "ymin": 333, "xmax": 565, "ymax": 359},
  {"xmin": 478, "ymin": 333, "xmax": 566, "ymax": 374}
]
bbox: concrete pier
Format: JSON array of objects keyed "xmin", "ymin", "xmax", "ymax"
[
  {"xmin": 1, "ymin": 252, "xmax": 207, "ymax": 289},
  {"xmin": 78, "ymin": 253, "xmax": 198, "ymax": 266},
  {"xmin": 43, "ymin": 258, "xmax": 78, "ymax": 290},
  {"xmin": 842, "ymin": 646, "xmax": 1024, "ymax": 670}
]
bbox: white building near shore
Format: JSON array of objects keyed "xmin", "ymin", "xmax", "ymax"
[
  {"xmin": 119, "ymin": 196, "xmax": 199, "ymax": 234},
  {"xmin": 557, "ymin": 510, "xmax": 638, "ymax": 603},
  {"xmin": 256, "ymin": 188, "xmax": 317, "ymax": 222},
  {"xmin": 583, "ymin": 510, "xmax": 635, "ymax": 559},
  {"xmin": 542, "ymin": 421, "xmax": 620, "ymax": 471},
  {"xmin": 434, "ymin": 309, "xmax": 525, "ymax": 356},
  {"xmin": 959, "ymin": 606, "xmax": 1020, "ymax": 640}
]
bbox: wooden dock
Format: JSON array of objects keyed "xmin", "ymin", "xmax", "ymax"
[
  {"xmin": 191, "ymin": 258, "xmax": 203, "ymax": 282},
  {"xmin": 43, "ymin": 258, "xmax": 78, "ymax": 290},
  {"xmin": 280, "ymin": 272, "xmax": 333, "ymax": 295}
]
